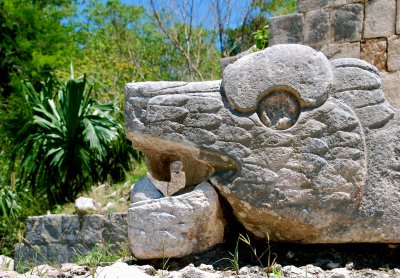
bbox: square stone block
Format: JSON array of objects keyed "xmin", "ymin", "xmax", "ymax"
[
  {"xmin": 304, "ymin": 9, "xmax": 330, "ymax": 45},
  {"xmin": 298, "ymin": 0, "xmax": 329, "ymax": 12},
  {"xmin": 25, "ymin": 216, "xmax": 44, "ymax": 245},
  {"xmin": 268, "ymin": 13, "xmax": 304, "ymax": 46},
  {"xmin": 364, "ymin": 0, "xmax": 396, "ymax": 39},
  {"xmin": 79, "ymin": 214, "xmax": 104, "ymax": 246},
  {"xmin": 333, "ymin": 4, "xmax": 363, "ymax": 42},
  {"xmin": 381, "ymin": 71, "xmax": 400, "ymax": 109},
  {"xmin": 397, "ymin": 0, "xmax": 400, "ymax": 34},
  {"xmin": 61, "ymin": 215, "xmax": 79, "ymax": 245},
  {"xmin": 321, "ymin": 42, "xmax": 360, "ymax": 59},
  {"xmin": 47, "ymin": 244, "xmax": 70, "ymax": 264},
  {"xmin": 42, "ymin": 215, "xmax": 62, "ymax": 243},
  {"xmin": 361, "ymin": 39, "xmax": 388, "ymax": 71},
  {"xmin": 388, "ymin": 35, "xmax": 400, "ymax": 71},
  {"xmin": 298, "ymin": 0, "xmax": 363, "ymax": 12}
]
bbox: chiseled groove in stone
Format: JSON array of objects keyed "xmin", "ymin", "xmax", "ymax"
[{"xmin": 331, "ymin": 58, "xmax": 380, "ymax": 75}]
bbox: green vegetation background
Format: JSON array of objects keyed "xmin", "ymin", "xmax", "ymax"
[{"xmin": 0, "ymin": 0, "xmax": 296, "ymax": 256}]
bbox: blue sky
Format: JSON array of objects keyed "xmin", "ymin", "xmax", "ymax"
[{"xmin": 105, "ymin": 0, "xmax": 255, "ymax": 29}]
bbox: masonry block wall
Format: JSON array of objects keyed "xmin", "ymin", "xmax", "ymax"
[
  {"xmin": 14, "ymin": 213, "xmax": 128, "ymax": 269},
  {"xmin": 269, "ymin": 0, "xmax": 400, "ymax": 108}
]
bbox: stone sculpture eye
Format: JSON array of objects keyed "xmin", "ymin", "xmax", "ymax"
[{"xmin": 257, "ymin": 90, "xmax": 300, "ymax": 130}]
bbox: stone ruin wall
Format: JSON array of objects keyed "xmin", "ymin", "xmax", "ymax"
[
  {"xmin": 14, "ymin": 213, "xmax": 128, "ymax": 269},
  {"xmin": 269, "ymin": 0, "xmax": 400, "ymax": 108}
]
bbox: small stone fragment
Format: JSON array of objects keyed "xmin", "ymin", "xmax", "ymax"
[
  {"xmin": 25, "ymin": 264, "xmax": 60, "ymax": 278},
  {"xmin": 130, "ymin": 174, "xmax": 163, "ymax": 203},
  {"xmin": 0, "ymin": 255, "xmax": 14, "ymax": 271},
  {"xmin": 74, "ymin": 197, "xmax": 97, "ymax": 213},
  {"xmin": 95, "ymin": 262, "xmax": 152, "ymax": 278},
  {"xmin": 285, "ymin": 251, "xmax": 295, "ymax": 259}
]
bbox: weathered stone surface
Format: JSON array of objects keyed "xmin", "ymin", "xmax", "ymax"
[
  {"xmin": 268, "ymin": 13, "xmax": 304, "ymax": 46},
  {"xmin": 125, "ymin": 44, "xmax": 400, "ymax": 243},
  {"xmin": 321, "ymin": 42, "xmax": 360, "ymax": 59},
  {"xmin": 332, "ymin": 4, "xmax": 363, "ymax": 42},
  {"xmin": 15, "ymin": 214, "xmax": 128, "ymax": 268},
  {"xmin": 298, "ymin": 0, "xmax": 329, "ymax": 12},
  {"xmin": 304, "ymin": 9, "xmax": 330, "ymax": 45},
  {"xmin": 364, "ymin": 0, "xmax": 396, "ymax": 39},
  {"xmin": 166, "ymin": 265, "xmax": 220, "ymax": 278},
  {"xmin": 297, "ymin": 0, "xmax": 364, "ymax": 12},
  {"xmin": 381, "ymin": 71, "xmax": 400, "ymax": 109},
  {"xmin": 131, "ymin": 174, "xmax": 163, "ymax": 203},
  {"xmin": 220, "ymin": 46, "xmax": 256, "ymax": 71},
  {"xmin": 397, "ymin": 0, "xmax": 400, "ymax": 34},
  {"xmin": 388, "ymin": 35, "xmax": 400, "ymax": 71},
  {"xmin": 221, "ymin": 44, "xmax": 333, "ymax": 112},
  {"xmin": 0, "ymin": 255, "xmax": 14, "ymax": 271},
  {"xmin": 127, "ymin": 182, "xmax": 225, "ymax": 259},
  {"xmin": 74, "ymin": 197, "xmax": 97, "ymax": 213},
  {"xmin": 361, "ymin": 39, "xmax": 387, "ymax": 71},
  {"xmin": 25, "ymin": 264, "xmax": 60, "ymax": 278},
  {"xmin": 96, "ymin": 262, "xmax": 152, "ymax": 278}
]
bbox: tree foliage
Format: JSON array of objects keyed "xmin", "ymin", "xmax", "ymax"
[{"xmin": 14, "ymin": 76, "xmax": 132, "ymax": 205}]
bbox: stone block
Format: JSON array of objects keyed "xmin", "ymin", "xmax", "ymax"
[
  {"xmin": 25, "ymin": 217, "xmax": 44, "ymax": 245},
  {"xmin": 388, "ymin": 35, "xmax": 400, "ymax": 71},
  {"xmin": 79, "ymin": 215, "xmax": 104, "ymax": 247},
  {"xmin": 47, "ymin": 244, "xmax": 70, "ymax": 264},
  {"xmin": 298, "ymin": 0, "xmax": 330, "ymax": 12},
  {"xmin": 333, "ymin": 4, "xmax": 363, "ymax": 42},
  {"xmin": 102, "ymin": 213, "xmax": 128, "ymax": 245},
  {"xmin": 297, "ymin": 0, "xmax": 363, "ymax": 12},
  {"xmin": 304, "ymin": 9, "xmax": 330, "ymax": 46},
  {"xmin": 268, "ymin": 13, "xmax": 304, "ymax": 46},
  {"xmin": 364, "ymin": 0, "xmax": 396, "ymax": 39},
  {"xmin": 321, "ymin": 42, "xmax": 360, "ymax": 59},
  {"xmin": 397, "ymin": 0, "xmax": 400, "ymax": 34},
  {"xmin": 14, "ymin": 244, "xmax": 47, "ymax": 271},
  {"xmin": 128, "ymin": 182, "xmax": 225, "ymax": 259},
  {"xmin": 361, "ymin": 39, "xmax": 387, "ymax": 71},
  {"xmin": 42, "ymin": 215, "xmax": 62, "ymax": 243},
  {"xmin": 381, "ymin": 71, "xmax": 400, "ymax": 108},
  {"xmin": 61, "ymin": 215, "xmax": 79, "ymax": 245}
]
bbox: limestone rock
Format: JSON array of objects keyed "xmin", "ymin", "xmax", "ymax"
[
  {"xmin": 321, "ymin": 42, "xmax": 360, "ymax": 60},
  {"xmin": 268, "ymin": 13, "xmax": 304, "ymax": 46},
  {"xmin": 361, "ymin": 39, "xmax": 387, "ymax": 71},
  {"xmin": 380, "ymin": 71, "xmax": 400, "ymax": 109},
  {"xmin": 332, "ymin": 4, "xmax": 363, "ymax": 43},
  {"xmin": 74, "ymin": 197, "xmax": 97, "ymax": 213},
  {"xmin": 127, "ymin": 182, "xmax": 225, "ymax": 259},
  {"xmin": 304, "ymin": 9, "xmax": 330, "ymax": 46},
  {"xmin": 130, "ymin": 174, "xmax": 163, "ymax": 203},
  {"xmin": 165, "ymin": 265, "xmax": 220, "ymax": 278},
  {"xmin": 95, "ymin": 262, "xmax": 152, "ymax": 278},
  {"xmin": 0, "ymin": 270, "xmax": 20, "ymax": 278},
  {"xmin": 125, "ymin": 44, "xmax": 400, "ymax": 243},
  {"xmin": 25, "ymin": 264, "xmax": 59, "ymax": 278},
  {"xmin": 364, "ymin": 0, "xmax": 396, "ymax": 39},
  {"xmin": 388, "ymin": 35, "xmax": 400, "ymax": 71},
  {"xmin": 0, "ymin": 255, "xmax": 14, "ymax": 271}
]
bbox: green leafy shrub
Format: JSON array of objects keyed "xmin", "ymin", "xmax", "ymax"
[{"xmin": 13, "ymin": 75, "xmax": 137, "ymax": 206}]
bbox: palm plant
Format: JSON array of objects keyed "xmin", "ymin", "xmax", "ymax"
[{"xmin": 13, "ymin": 75, "xmax": 129, "ymax": 205}]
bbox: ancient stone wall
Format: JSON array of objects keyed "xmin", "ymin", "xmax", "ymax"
[
  {"xmin": 14, "ymin": 213, "xmax": 127, "ymax": 268},
  {"xmin": 269, "ymin": 0, "xmax": 400, "ymax": 108}
]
